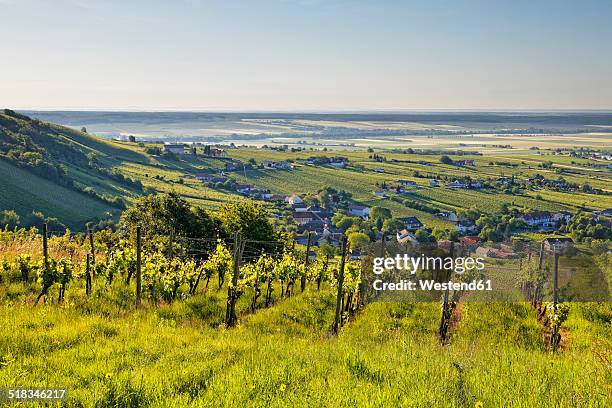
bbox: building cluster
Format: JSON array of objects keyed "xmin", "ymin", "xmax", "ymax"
[{"xmin": 163, "ymin": 143, "xmax": 225, "ymax": 156}]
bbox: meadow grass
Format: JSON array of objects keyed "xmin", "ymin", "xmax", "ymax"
[{"xmin": 0, "ymin": 274, "xmax": 609, "ymax": 407}]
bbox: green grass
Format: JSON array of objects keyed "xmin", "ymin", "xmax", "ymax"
[
  {"xmin": 1, "ymin": 271, "xmax": 609, "ymax": 407},
  {"xmin": 0, "ymin": 159, "xmax": 116, "ymax": 229}
]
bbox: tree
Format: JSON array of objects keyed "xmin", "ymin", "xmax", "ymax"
[
  {"xmin": 81, "ymin": 127, "xmax": 87, "ymax": 133},
  {"xmin": 432, "ymin": 227, "xmax": 448, "ymax": 241},
  {"xmin": 440, "ymin": 155, "xmax": 453, "ymax": 165},
  {"xmin": 128, "ymin": 135, "xmax": 136, "ymax": 143},
  {"xmin": 415, "ymin": 229, "xmax": 434, "ymax": 244},
  {"xmin": 119, "ymin": 192, "xmax": 216, "ymax": 242},
  {"xmin": 383, "ymin": 218, "xmax": 404, "ymax": 232},
  {"xmin": 0, "ymin": 210, "xmax": 20, "ymax": 229},
  {"xmin": 334, "ymin": 215, "xmax": 357, "ymax": 231},
  {"xmin": 319, "ymin": 189, "xmax": 332, "ymax": 209},
  {"xmin": 317, "ymin": 243, "xmax": 337, "ymax": 258},
  {"xmin": 348, "ymin": 232, "xmax": 370, "ymax": 250},
  {"xmin": 216, "ymin": 201, "xmax": 279, "ymax": 254},
  {"xmin": 370, "ymin": 206, "xmax": 392, "ymax": 221}
]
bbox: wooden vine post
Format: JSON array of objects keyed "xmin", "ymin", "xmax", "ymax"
[
  {"xmin": 301, "ymin": 232, "xmax": 312, "ymax": 292},
  {"xmin": 439, "ymin": 241, "xmax": 455, "ymax": 342},
  {"xmin": 42, "ymin": 222, "xmax": 49, "ymax": 267},
  {"xmin": 135, "ymin": 226, "xmax": 142, "ymax": 307},
  {"xmin": 88, "ymin": 228, "xmax": 96, "ymax": 272},
  {"xmin": 226, "ymin": 234, "xmax": 243, "ymax": 328},
  {"xmin": 534, "ymin": 240, "xmax": 545, "ymax": 308},
  {"xmin": 85, "ymin": 253, "xmax": 92, "ymax": 296},
  {"xmin": 551, "ymin": 251, "xmax": 561, "ymax": 350},
  {"xmin": 332, "ymin": 235, "xmax": 348, "ymax": 334}
]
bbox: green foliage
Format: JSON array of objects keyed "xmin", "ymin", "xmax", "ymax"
[
  {"xmin": 216, "ymin": 201, "xmax": 279, "ymax": 254},
  {"xmin": 0, "ymin": 210, "xmax": 20, "ymax": 229},
  {"xmin": 546, "ymin": 303, "xmax": 570, "ymax": 331},
  {"xmin": 347, "ymin": 232, "xmax": 370, "ymax": 250},
  {"xmin": 560, "ymin": 213, "xmax": 612, "ymax": 242},
  {"xmin": 439, "ymin": 155, "xmax": 453, "ymax": 165},
  {"xmin": 119, "ymin": 192, "xmax": 216, "ymax": 248},
  {"xmin": 370, "ymin": 206, "xmax": 392, "ymax": 221}
]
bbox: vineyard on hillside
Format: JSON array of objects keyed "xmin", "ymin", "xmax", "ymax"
[{"xmin": 0, "ymin": 223, "xmax": 609, "ymax": 406}]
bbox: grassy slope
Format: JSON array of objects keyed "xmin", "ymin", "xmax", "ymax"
[
  {"xmin": 0, "ymin": 285, "xmax": 608, "ymax": 407},
  {"xmin": 0, "ymin": 159, "xmax": 114, "ymax": 229}
]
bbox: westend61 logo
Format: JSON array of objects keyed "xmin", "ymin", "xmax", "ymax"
[{"xmin": 371, "ymin": 254, "xmax": 492, "ymax": 292}]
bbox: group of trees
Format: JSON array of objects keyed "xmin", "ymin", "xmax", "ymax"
[
  {"xmin": 119, "ymin": 192, "xmax": 281, "ymax": 255},
  {"xmin": 560, "ymin": 214, "xmax": 612, "ymax": 243}
]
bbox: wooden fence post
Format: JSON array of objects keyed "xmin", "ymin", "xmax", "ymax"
[
  {"xmin": 136, "ymin": 226, "xmax": 142, "ymax": 307},
  {"xmin": 332, "ymin": 235, "xmax": 348, "ymax": 334},
  {"xmin": 86, "ymin": 253, "xmax": 92, "ymax": 296},
  {"xmin": 226, "ymin": 234, "xmax": 242, "ymax": 327},
  {"xmin": 42, "ymin": 222, "xmax": 48, "ymax": 266},
  {"xmin": 301, "ymin": 232, "xmax": 312, "ymax": 292},
  {"xmin": 439, "ymin": 241, "xmax": 455, "ymax": 342},
  {"xmin": 552, "ymin": 251, "xmax": 561, "ymax": 350},
  {"xmin": 89, "ymin": 228, "xmax": 96, "ymax": 267},
  {"xmin": 553, "ymin": 252, "xmax": 559, "ymax": 307},
  {"xmin": 537, "ymin": 240, "xmax": 545, "ymax": 271}
]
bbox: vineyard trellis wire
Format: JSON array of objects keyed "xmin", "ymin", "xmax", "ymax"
[{"xmin": 1, "ymin": 223, "xmax": 371, "ymax": 333}]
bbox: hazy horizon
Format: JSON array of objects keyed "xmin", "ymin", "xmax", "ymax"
[{"xmin": 2, "ymin": 0, "xmax": 612, "ymax": 111}]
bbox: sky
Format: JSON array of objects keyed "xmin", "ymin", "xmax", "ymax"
[{"xmin": 1, "ymin": 0, "xmax": 612, "ymax": 111}]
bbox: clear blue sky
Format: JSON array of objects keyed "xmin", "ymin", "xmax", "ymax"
[{"xmin": 1, "ymin": 0, "xmax": 611, "ymax": 110}]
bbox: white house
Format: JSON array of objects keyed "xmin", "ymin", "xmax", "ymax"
[
  {"xmin": 456, "ymin": 220, "xmax": 477, "ymax": 234},
  {"xmin": 437, "ymin": 212, "xmax": 458, "ymax": 222},
  {"xmin": 348, "ymin": 205, "xmax": 370, "ymax": 219},
  {"xmin": 446, "ymin": 180, "xmax": 467, "ymax": 189},
  {"xmin": 235, "ymin": 184, "xmax": 253, "ymax": 194},
  {"xmin": 517, "ymin": 211, "xmax": 555, "ymax": 230},
  {"xmin": 543, "ymin": 237, "xmax": 574, "ymax": 253},
  {"xmin": 552, "ymin": 211, "xmax": 572, "ymax": 223},
  {"xmin": 292, "ymin": 211, "xmax": 316, "ymax": 225},
  {"xmin": 286, "ymin": 194, "xmax": 303, "ymax": 205}
]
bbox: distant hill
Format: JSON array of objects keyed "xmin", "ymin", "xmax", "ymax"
[{"xmin": 0, "ymin": 109, "xmax": 148, "ymax": 230}]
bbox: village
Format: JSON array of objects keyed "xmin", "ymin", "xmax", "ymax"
[{"xmin": 154, "ymin": 142, "xmax": 612, "ymax": 262}]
